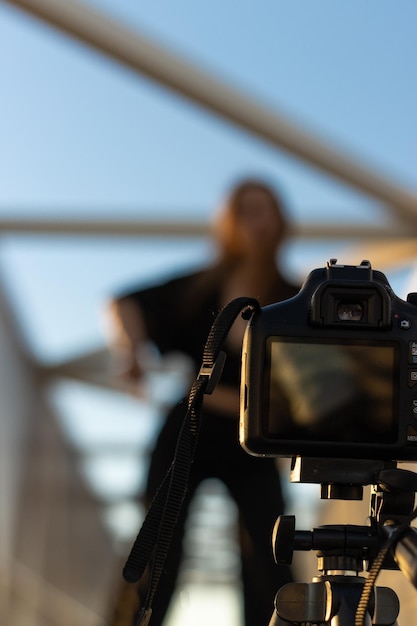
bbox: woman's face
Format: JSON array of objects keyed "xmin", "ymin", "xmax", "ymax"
[{"xmin": 235, "ymin": 188, "xmax": 283, "ymax": 257}]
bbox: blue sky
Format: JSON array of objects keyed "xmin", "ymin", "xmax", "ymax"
[
  {"xmin": 0, "ymin": 1, "xmax": 416, "ymax": 359},
  {"xmin": 1, "ymin": 0, "xmax": 416, "ymax": 214}
]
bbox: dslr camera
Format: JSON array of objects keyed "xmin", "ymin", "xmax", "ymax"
[{"xmin": 240, "ymin": 259, "xmax": 417, "ymax": 461}]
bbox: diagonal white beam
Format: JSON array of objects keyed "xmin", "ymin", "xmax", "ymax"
[{"xmin": 4, "ymin": 0, "xmax": 417, "ymax": 224}]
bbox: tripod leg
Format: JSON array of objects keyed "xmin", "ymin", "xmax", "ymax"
[
  {"xmin": 371, "ymin": 586, "xmax": 399, "ymax": 626},
  {"xmin": 272, "ymin": 581, "xmax": 400, "ymax": 626},
  {"xmin": 328, "ymin": 583, "xmax": 399, "ymax": 626},
  {"xmin": 272, "ymin": 581, "xmax": 334, "ymax": 625}
]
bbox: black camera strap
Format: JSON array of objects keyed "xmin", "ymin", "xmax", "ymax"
[{"xmin": 122, "ymin": 296, "xmax": 260, "ymax": 626}]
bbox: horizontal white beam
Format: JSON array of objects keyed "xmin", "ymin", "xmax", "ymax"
[
  {"xmin": 4, "ymin": 0, "xmax": 417, "ymax": 224},
  {"xmin": 0, "ymin": 217, "xmax": 415, "ymax": 240},
  {"xmin": 0, "ymin": 217, "xmax": 208, "ymax": 237}
]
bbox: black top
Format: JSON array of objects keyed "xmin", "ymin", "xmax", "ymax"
[{"xmin": 118, "ymin": 266, "xmax": 299, "ymax": 388}]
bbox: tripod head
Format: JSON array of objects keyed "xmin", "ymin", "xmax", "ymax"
[{"xmin": 269, "ymin": 457, "xmax": 417, "ymax": 626}]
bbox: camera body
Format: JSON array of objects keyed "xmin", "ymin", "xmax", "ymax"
[{"xmin": 240, "ymin": 259, "xmax": 417, "ymax": 461}]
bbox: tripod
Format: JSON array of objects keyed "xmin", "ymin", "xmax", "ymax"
[{"xmin": 268, "ymin": 458, "xmax": 417, "ymax": 626}]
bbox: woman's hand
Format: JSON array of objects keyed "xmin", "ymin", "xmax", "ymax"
[{"xmin": 106, "ymin": 297, "xmax": 149, "ymax": 388}]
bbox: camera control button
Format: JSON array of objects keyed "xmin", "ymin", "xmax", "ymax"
[
  {"xmin": 408, "ymin": 371, "xmax": 417, "ymax": 387},
  {"xmin": 407, "ymin": 425, "xmax": 417, "ymax": 444},
  {"xmin": 399, "ymin": 318, "xmax": 412, "ymax": 330},
  {"xmin": 409, "ymin": 342, "xmax": 417, "ymax": 364}
]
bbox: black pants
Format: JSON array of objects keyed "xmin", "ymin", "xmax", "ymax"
[{"xmin": 143, "ymin": 402, "xmax": 293, "ymax": 626}]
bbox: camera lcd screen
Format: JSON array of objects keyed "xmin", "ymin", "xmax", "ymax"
[{"xmin": 266, "ymin": 338, "xmax": 398, "ymax": 444}]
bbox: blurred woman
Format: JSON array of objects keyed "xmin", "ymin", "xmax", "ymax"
[{"xmin": 108, "ymin": 178, "xmax": 299, "ymax": 626}]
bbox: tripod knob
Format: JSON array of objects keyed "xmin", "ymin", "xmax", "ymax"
[
  {"xmin": 273, "ymin": 515, "xmax": 312, "ymax": 564},
  {"xmin": 273, "ymin": 516, "xmax": 314, "ymax": 564},
  {"xmin": 272, "ymin": 516, "xmax": 296, "ymax": 564},
  {"xmin": 273, "ymin": 516, "xmax": 378, "ymax": 567}
]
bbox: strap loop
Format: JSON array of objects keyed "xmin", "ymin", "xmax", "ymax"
[{"xmin": 198, "ymin": 350, "xmax": 227, "ymax": 394}]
